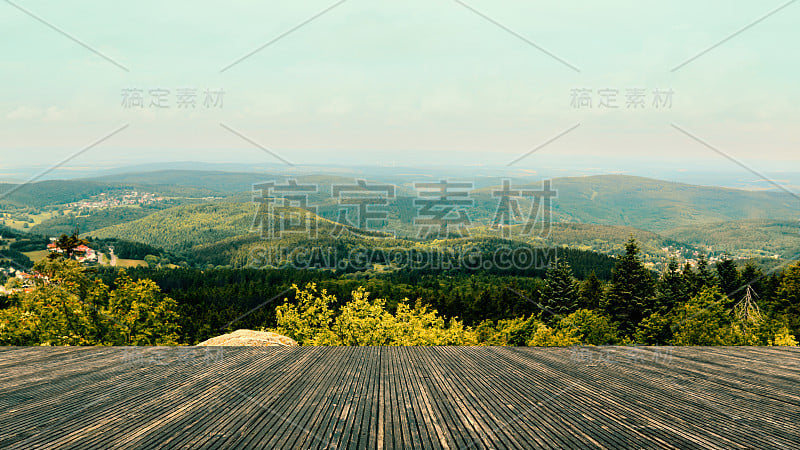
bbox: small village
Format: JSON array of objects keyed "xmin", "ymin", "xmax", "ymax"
[
  {"xmin": 66, "ymin": 190, "xmax": 163, "ymax": 210},
  {"xmin": 660, "ymin": 244, "xmax": 782, "ymax": 267}
]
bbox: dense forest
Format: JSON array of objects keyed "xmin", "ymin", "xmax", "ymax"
[
  {"xmin": 3, "ymin": 237, "xmax": 797, "ymax": 347},
  {"xmin": 31, "ymin": 205, "xmax": 164, "ymax": 236}
]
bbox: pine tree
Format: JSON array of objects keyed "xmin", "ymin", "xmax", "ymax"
[
  {"xmin": 716, "ymin": 256, "xmax": 740, "ymax": 298},
  {"xmin": 540, "ymin": 260, "xmax": 579, "ymax": 321},
  {"xmin": 653, "ymin": 259, "xmax": 686, "ymax": 314},
  {"xmin": 602, "ymin": 238, "xmax": 655, "ymax": 335},
  {"xmin": 49, "ymin": 227, "xmax": 89, "ymax": 261},
  {"xmin": 578, "ymin": 271, "xmax": 603, "ymax": 310},
  {"xmin": 695, "ymin": 254, "xmax": 717, "ymax": 291},
  {"xmin": 774, "ymin": 262, "xmax": 800, "ymax": 337},
  {"xmin": 681, "ymin": 262, "xmax": 699, "ymax": 297}
]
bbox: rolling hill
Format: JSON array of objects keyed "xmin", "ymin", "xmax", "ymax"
[
  {"xmin": 37, "ymin": 170, "xmax": 798, "ymax": 234},
  {"xmin": 31, "ymin": 207, "xmax": 159, "ymax": 236},
  {"xmin": 10, "ymin": 170, "xmax": 799, "ymax": 268},
  {"xmin": 88, "ymin": 201, "xmax": 259, "ymax": 252},
  {"xmin": 0, "ymin": 180, "xmax": 126, "ymax": 209},
  {"xmin": 665, "ymin": 219, "xmax": 800, "ymax": 259},
  {"xmin": 493, "ymin": 175, "xmax": 799, "ymax": 233},
  {"xmin": 86, "ymin": 199, "xmax": 618, "ymax": 275}
]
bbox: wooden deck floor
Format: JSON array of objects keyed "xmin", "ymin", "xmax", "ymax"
[{"xmin": 1, "ymin": 346, "xmax": 799, "ymax": 449}]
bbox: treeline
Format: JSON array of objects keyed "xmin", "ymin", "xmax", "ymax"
[
  {"xmin": 8, "ymin": 236, "xmax": 49, "ymax": 252},
  {"xmin": 85, "ymin": 237, "xmax": 175, "ymax": 261},
  {"xmin": 2, "ymin": 232, "xmax": 172, "ymax": 265},
  {"xmin": 0, "ymin": 250, "xmax": 32, "ymax": 271},
  {"xmin": 94, "ymin": 266, "xmax": 544, "ymax": 344},
  {"xmin": 531, "ymin": 239, "xmax": 799, "ymax": 345},
  {"xmin": 93, "ymin": 245, "xmax": 615, "ymax": 344},
  {"xmin": 268, "ymin": 239, "xmax": 799, "ymax": 347},
  {"xmin": 91, "ymin": 238, "xmax": 800, "ymax": 346},
  {"xmin": 665, "ymin": 219, "xmax": 800, "ymax": 259},
  {"xmin": 3, "ymin": 237, "xmax": 798, "ymax": 346}
]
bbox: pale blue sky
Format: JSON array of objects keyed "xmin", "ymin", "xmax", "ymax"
[{"xmin": 1, "ymin": 0, "xmax": 798, "ymax": 176}]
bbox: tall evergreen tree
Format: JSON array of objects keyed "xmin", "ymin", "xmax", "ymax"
[
  {"xmin": 49, "ymin": 227, "xmax": 89, "ymax": 261},
  {"xmin": 602, "ymin": 238, "xmax": 655, "ymax": 335},
  {"xmin": 682, "ymin": 262, "xmax": 699, "ymax": 297},
  {"xmin": 716, "ymin": 256, "xmax": 740, "ymax": 297},
  {"xmin": 578, "ymin": 271, "xmax": 603, "ymax": 310},
  {"xmin": 695, "ymin": 254, "xmax": 717, "ymax": 291},
  {"xmin": 540, "ymin": 260, "xmax": 579, "ymax": 322},
  {"xmin": 774, "ymin": 262, "xmax": 800, "ymax": 337},
  {"xmin": 653, "ymin": 259, "xmax": 687, "ymax": 314}
]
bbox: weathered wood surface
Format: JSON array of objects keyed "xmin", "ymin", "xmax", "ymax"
[{"xmin": 1, "ymin": 346, "xmax": 799, "ymax": 449}]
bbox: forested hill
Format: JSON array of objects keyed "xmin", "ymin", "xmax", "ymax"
[
  {"xmin": 89, "ymin": 171, "xmax": 800, "ymax": 233},
  {"xmin": 0, "ymin": 180, "xmax": 124, "ymax": 209},
  {"xmin": 6, "ymin": 171, "xmax": 798, "ymax": 268},
  {"xmin": 522, "ymin": 174, "xmax": 798, "ymax": 233},
  {"xmin": 87, "ymin": 200, "xmax": 617, "ymax": 276},
  {"xmin": 89, "ymin": 201, "xmax": 258, "ymax": 253},
  {"xmin": 83, "ymin": 197, "xmax": 648, "ymax": 257},
  {"xmin": 666, "ymin": 219, "xmax": 800, "ymax": 259}
]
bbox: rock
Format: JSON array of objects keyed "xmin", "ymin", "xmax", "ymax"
[{"xmin": 197, "ymin": 329, "xmax": 298, "ymax": 347}]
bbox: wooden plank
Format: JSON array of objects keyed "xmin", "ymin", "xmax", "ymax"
[{"xmin": 0, "ymin": 347, "xmax": 799, "ymax": 449}]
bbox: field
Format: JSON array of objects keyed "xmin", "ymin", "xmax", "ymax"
[
  {"xmin": 21, "ymin": 250, "xmax": 49, "ymax": 264},
  {"xmin": 1, "ymin": 211, "xmax": 61, "ymax": 231},
  {"xmin": 113, "ymin": 258, "xmax": 147, "ymax": 268}
]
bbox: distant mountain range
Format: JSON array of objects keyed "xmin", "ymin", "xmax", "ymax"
[{"xmin": 5, "ymin": 160, "xmax": 800, "ymax": 193}]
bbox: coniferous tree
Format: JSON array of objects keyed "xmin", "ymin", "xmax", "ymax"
[
  {"xmin": 682, "ymin": 262, "xmax": 699, "ymax": 297},
  {"xmin": 774, "ymin": 262, "xmax": 800, "ymax": 337},
  {"xmin": 695, "ymin": 254, "xmax": 717, "ymax": 291},
  {"xmin": 540, "ymin": 260, "xmax": 579, "ymax": 321},
  {"xmin": 602, "ymin": 238, "xmax": 655, "ymax": 335},
  {"xmin": 716, "ymin": 256, "xmax": 740, "ymax": 298},
  {"xmin": 578, "ymin": 271, "xmax": 603, "ymax": 310},
  {"xmin": 653, "ymin": 259, "xmax": 687, "ymax": 314},
  {"xmin": 762, "ymin": 272, "xmax": 782, "ymax": 309}
]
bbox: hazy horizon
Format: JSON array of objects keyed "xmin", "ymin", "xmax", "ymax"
[
  {"xmin": 3, "ymin": 1, "xmax": 799, "ymax": 187},
  {"xmin": 3, "ymin": 159, "xmax": 800, "ymax": 195}
]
